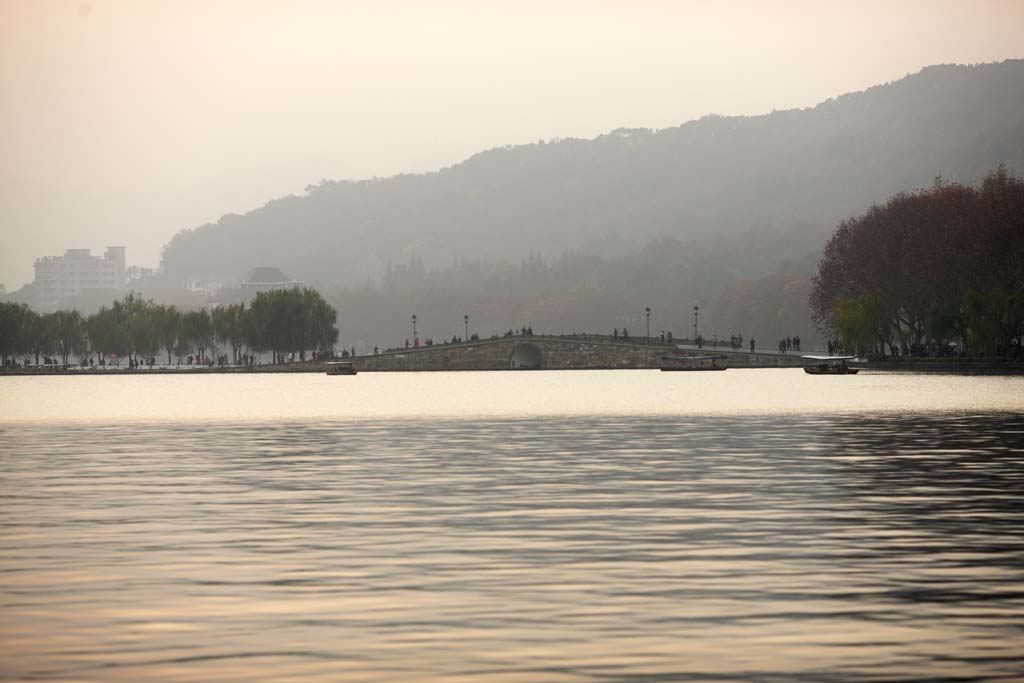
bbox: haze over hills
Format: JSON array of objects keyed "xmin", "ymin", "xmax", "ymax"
[
  {"xmin": 147, "ymin": 60, "xmax": 1024, "ymax": 347},
  {"xmin": 161, "ymin": 60, "xmax": 1024, "ymax": 289},
  {"xmin": 12, "ymin": 60, "xmax": 1020, "ymax": 348}
]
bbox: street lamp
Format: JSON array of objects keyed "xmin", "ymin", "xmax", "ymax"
[
  {"xmin": 411, "ymin": 314, "xmax": 417, "ymax": 344},
  {"xmin": 464, "ymin": 314, "xmax": 469, "ymax": 341},
  {"xmin": 645, "ymin": 306, "xmax": 651, "ymax": 340},
  {"xmin": 693, "ymin": 305, "xmax": 699, "ymax": 343}
]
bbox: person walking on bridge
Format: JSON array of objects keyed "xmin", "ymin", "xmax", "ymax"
[{"xmin": 750, "ymin": 338, "xmax": 756, "ymax": 354}]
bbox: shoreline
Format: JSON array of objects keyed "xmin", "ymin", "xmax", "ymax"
[
  {"xmin": 3, "ymin": 359, "xmax": 1024, "ymax": 376},
  {"xmin": 0, "ymin": 364, "xmax": 323, "ymax": 376},
  {"xmin": 851, "ymin": 359, "xmax": 1024, "ymax": 374}
]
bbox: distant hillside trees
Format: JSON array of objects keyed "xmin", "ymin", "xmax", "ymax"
[
  {"xmin": 158, "ymin": 61, "xmax": 1024, "ymax": 292},
  {"xmin": 135, "ymin": 61, "xmax": 1024, "ymax": 352},
  {"xmin": 809, "ymin": 167, "xmax": 1024, "ymax": 357},
  {"xmin": 0, "ymin": 288, "xmax": 339, "ymax": 366}
]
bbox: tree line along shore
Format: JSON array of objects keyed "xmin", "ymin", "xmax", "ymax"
[{"xmin": 0, "ymin": 288, "xmax": 338, "ymax": 368}]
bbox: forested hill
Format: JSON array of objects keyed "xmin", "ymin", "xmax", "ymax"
[{"xmin": 160, "ymin": 60, "xmax": 1024, "ymax": 286}]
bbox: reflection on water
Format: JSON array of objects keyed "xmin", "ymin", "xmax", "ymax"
[
  {"xmin": 1, "ymin": 369, "xmax": 1023, "ymax": 423},
  {"xmin": 1, "ymin": 411, "xmax": 1023, "ymax": 682}
]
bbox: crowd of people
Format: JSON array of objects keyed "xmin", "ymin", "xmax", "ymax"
[
  {"xmin": 777, "ymin": 335, "xmax": 802, "ymax": 354},
  {"xmin": 715, "ymin": 334, "xmax": 744, "ymax": 350}
]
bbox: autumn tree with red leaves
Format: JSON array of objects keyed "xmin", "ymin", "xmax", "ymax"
[{"xmin": 810, "ymin": 167, "xmax": 1024, "ymax": 357}]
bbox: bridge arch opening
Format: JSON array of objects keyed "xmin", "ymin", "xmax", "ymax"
[{"xmin": 510, "ymin": 343, "xmax": 543, "ymax": 369}]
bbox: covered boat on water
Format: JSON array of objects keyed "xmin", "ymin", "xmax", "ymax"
[
  {"xmin": 326, "ymin": 361, "xmax": 358, "ymax": 375},
  {"xmin": 802, "ymin": 355, "xmax": 859, "ymax": 374}
]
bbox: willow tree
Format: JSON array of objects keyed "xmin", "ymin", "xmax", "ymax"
[
  {"xmin": 0, "ymin": 302, "xmax": 33, "ymax": 366},
  {"xmin": 49, "ymin": 309, "xmax": 85, "ymax": 365},
  {"xmin": 154, "ymin": 304, "xmax": 182, "ymax": 365},
  {"xmin": 212, "ymin": 303, "xmax": 246, "ymax": 364},
  {"xmin": 86, "ymin": 306, "xmax": 126, "ymax": 364},
  {"xmin": 835, "ymin": 294, "xmax": 889, "ymax": 356},
  {"xmin": 181, "ymin": 309, "xmax": 213, "ymax": 363},
  {"xmin": 243, "ymin": 288, "xmax": 338, "ymax": 362},
  {"xmin": 107, "ymin": 292, "xmax": 161, "ymax": 364}
]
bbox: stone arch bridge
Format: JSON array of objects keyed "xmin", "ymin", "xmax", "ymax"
[{"xmin": 350, "ymin": 335, "xmax": 808, "ymax": 371}]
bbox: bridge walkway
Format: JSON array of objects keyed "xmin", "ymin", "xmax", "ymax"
[{"xmin": 352, "ymin": 334, "xmax": 810, "ymax": 371}]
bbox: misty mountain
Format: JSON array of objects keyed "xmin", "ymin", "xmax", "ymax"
[
  {"xmin": 160, "ymin": 60, "xmax": 1024, "ymax": 289},
  {"xmin": 318, "ymin": 246, "xmax": 820, "ymax": 352}
]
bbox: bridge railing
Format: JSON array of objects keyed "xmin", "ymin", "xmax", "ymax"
[
  {"xmin": 360, "ymin": 333, "xmax": 821, "ymax": 359},
  {"xmin": 530, "ymin": 333, "xmax": 677, "ymax": 346},
  {"xmin": 372, "ymin": 332, "xmax": 679, "ymax": 355}
]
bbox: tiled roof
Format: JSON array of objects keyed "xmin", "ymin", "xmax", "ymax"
[{"xmin": 242, "ymin": 266, "xmax": 292, "ymax": 284}]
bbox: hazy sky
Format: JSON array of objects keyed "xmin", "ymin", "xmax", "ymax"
[{"xmin": 1, "ymin": 0, "xmax": 1022, "ymax": 289}]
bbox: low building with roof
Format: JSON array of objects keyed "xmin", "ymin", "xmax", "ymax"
[
  {"xmin": 240, "ymin": 266, "xmax": 301, "ymax": 293},
  {"xmin": 186, "ymin": 275, "xmax": 238, "ymax": 298}
]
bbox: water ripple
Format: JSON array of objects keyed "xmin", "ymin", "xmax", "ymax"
[{"xmin": 1, "ymin": 412, "xmax": 1023, "ymax": 682}]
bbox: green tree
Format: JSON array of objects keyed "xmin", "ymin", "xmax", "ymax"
[
  {"xmin": 29, "ymin": 310, "xmax": 53, "ymax": 365},
  {"xmin": 154, "ymin": 304, "xmax": 182, "ymax": 365},
  {"xmin": 221, "ymin": 303, "xmax": 247, "ymax": 364},
  {"xmin": 241, "ymin": 288, "xmax": 338, "ymax": 362},
  {"xmin": 926, "ymin": 302, "xmax": 966, "ymax": 351},
  {"xmin": 965, "ymin": 290, "xmax": 1005, "ymax": 358},
  {"xmin": 50, "ymin": 309, "xmax": 85, "ymax": 365},
  {"xmin": 0, "ymin": 302, "xmax": 34, "ymax": 366},
  {"xmin": 212, "ymin": 304, "xmax": 246, "ymax": 363},
  {"xmin": 836, "ymin": 294, "xmax": 888, "ymax": 356},
  {"xmin": 113, "ymin": 293, "xmax": 160, "ymax": 363},
  {"xmin": 181, "ymin": 310, "xmax": 213, "ymax": 363},
  {"xmin": 86, "ymin": 306, "xmax": 127, "ymax": 364}
]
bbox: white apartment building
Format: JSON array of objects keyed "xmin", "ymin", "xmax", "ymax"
[{"xmin": 33, "ymin": 246, "xmax": 126, "ymax": 309}]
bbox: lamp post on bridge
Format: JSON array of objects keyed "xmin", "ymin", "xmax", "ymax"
[
  {"xmin": 412, "ymin": 314, "xmax": 418, "ymax": 347},
  {"xmin": 693, "ymin": 305, "xmax": 699, "ymax": 344},
  {"xmin": 645, "ymin": 307, "xmax": 651, "ymax": 341},
  {"xmin": 464, "ymin": 314, "xmax": 469, "ymax": 341}
]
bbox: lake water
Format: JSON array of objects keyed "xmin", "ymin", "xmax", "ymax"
[{"xmin": 2, "ymin": 370, "xmax": 1023, "ymax": 682}]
